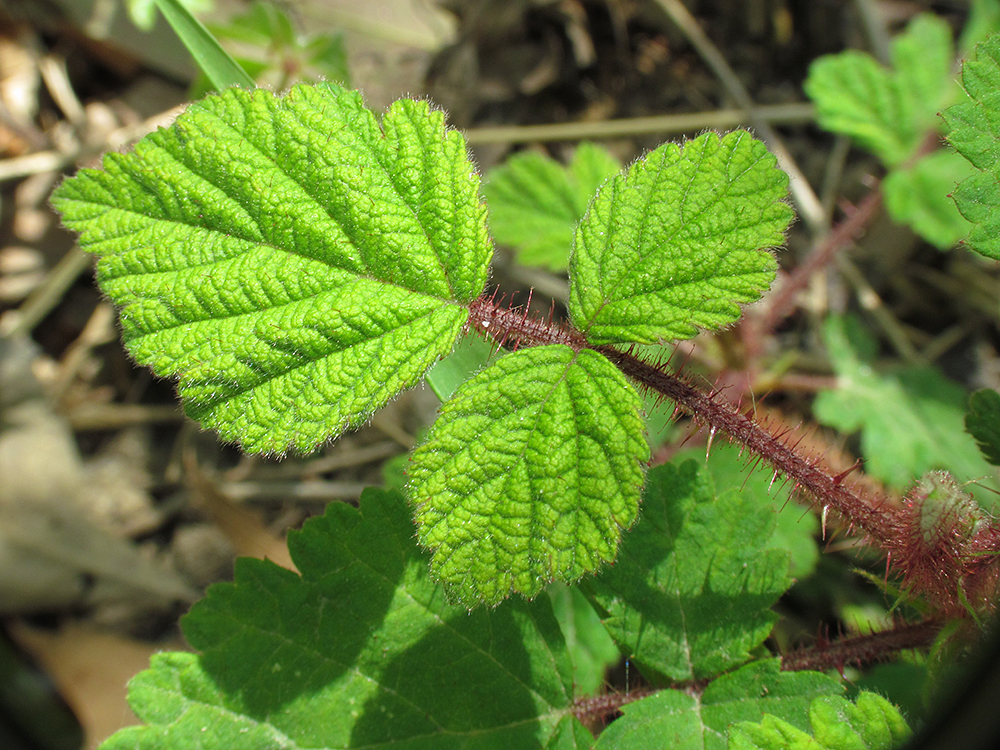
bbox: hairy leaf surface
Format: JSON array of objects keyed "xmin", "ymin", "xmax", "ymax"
[
  {"xmin": 54, "ymin": 83, "xmax": 491, "ymax": 453},
  {"xmin": 485, "ymin": 142, "xmax": 621, "ymax": 270},
  {"xmin": 583, "ymin": 461, "xmax": 791, "ymax": 684},
  {"xmin": 595, "ymin": 661, "xmax": 843, "ymax": 750},
  {"xmin": 409, "ymin": 345, "xmax": 648, "ymax": 607},
  {"xmin": 99, "ymin": 488, "xmax": 588, "ymax": 749},
  {"xmin": 945, "ymin": 31, "xmax": 1000, "ymax": 259},
  {"xmin": 569, "ymin": 130, "xmax": 791, "ymax": 344}
]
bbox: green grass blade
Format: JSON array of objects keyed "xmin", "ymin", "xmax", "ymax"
[{"xmin": 155, "ymin": 0, "xmax": 255, "ymax": 90}]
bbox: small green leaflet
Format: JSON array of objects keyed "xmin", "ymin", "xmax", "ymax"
[
  {"xmin": 53, "ymin": 83, "xmax": 491, "ymax": 453},
  {"xmin": 945, "ymin": 31, "xmax": 1000, "ymax": 260},
  {"xmin": 409, "ymin": 345, "xmax": 648, "ymax": 607},
  {"xmin": 99, "ymin": 488, "xmax": 589, "ymax": 749},
  {"xmin": 583, "ymin": 461, "xmax": 791, "ymax": 684},
  {"xmin": 966, "ymin": 388, "xmax": 1000, "ymax": 465},
  {"xmin": 484, "ymin": 142, "xmax": 622, "ymax": 271},
  {"xmin": 568, "ymin": 130, "xmax": 791, "ymax": 345},
  {"xmin": 729, "ymin": 692, "xmax": 911, "ymax": 750},
  {"xmin": 595, "ymin": 660, "xmax": 845, "ymax": 750},
  {"xmin": 805, "ymin": 14, "xmax": 954, "ymax": 168}
]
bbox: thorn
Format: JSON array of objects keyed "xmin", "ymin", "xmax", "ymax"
[
  {"xmin": 706, "ymin": 426, "xmax": 717, "ymax": 461},
  {"xmin": 822, "ymin": 505, "xmax": 829, "ymax": 540},
  {"xmin": 833, "ymin": 458, "xmax": 864, "ymax": 486},
  {"xmin": 769, "ymin": 470, "xmax": 780, "ymax": 493}
]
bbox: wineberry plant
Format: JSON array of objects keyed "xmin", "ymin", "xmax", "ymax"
[{"xmin": 50, "ymin": 29, "xmax": 1000, "ymax": 749}]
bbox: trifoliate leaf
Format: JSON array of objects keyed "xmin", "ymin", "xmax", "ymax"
[
  {"xmin": 805, "ymin": 14, "xmax": 954, "ymax": 167},
  {"xmin": 485, "ymin": 142, "xmax": 621, "ymax": 271},
  {"xmin": 569, "ymin": 130, "xmax": 791, "ymax": 345},
  {"xmin": 409, "ymin": 345, "xmax": 648, "ymax": 607},
  {"xmin": 966, "ymin": 388, "xmax": 1000, "ymax": 465},
  {"xmin": 883, "ymin": 149, "xmax": 976, "ymax": 249},
  {"xmin": 53, "ymin": 83, "xmax": 491, "ymax": 453},
  {"xmin": 583, "ymin": 460, "xmax": 791, "ymax": 684},
  {"xmin": 596, "ymin": 660, "xmax": 844, "ymax": 750},
  {"xmin": 729, "ymin": 692, "xmax": 911, "ymax": 750},
  {"xmin": 99, "ymin": 488, "xmax": 589, "ymax": 749},
  {"xmin": 945, "ymin": 32, "xmax": 1000, "ymax": 259},
  {"xmin": 814, "ymin": 316, "xmax": 998, "ymax": 493}
]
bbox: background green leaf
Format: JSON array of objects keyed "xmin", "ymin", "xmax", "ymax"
[
  {"xmin": 945, "ymin": 31, "xmax": 1000, "ymax": 259},
  {"xmin": 100, "ymin": 488, "xmax": 587, "ymax": 749},
  {"xmin": 409, "ymin": 345, "xmax": 648, "ymax": 606},
  {"xmin": 595, "ymin": 661, "xmax": 844, "ymax": 750},
  {"xmin": 54, "ymin": 83, "xmax": 491, "ymax": 453},
  {"xmin": 883, "ymin": 149, "xmax": 975, "ymax": 249},
  {"xmin": 547, "ymin": 582, "xmax": 620, "ymax": 697},
  {"xmin": 966, "ymin": 388, "xmax": 1000, "ymax": 465},
  {"xmin": 814, "ymin": 316, "xmax": 998, "ymax": 494},
  {"xmin": 484, "ymin": 142, "xmax": 621, "ymax": 271},
  {"xmin": 729, "ymin": 692, "xmax": 911, "ymax": 750},
  {"xmin": 805, "ymin": 14, "xmax": 953, "ymax": 167},
  {"xmin": 569, "ymin": 130, "xmax": 791, "ymax": 345},
  {"xmin": 583, "ymin": 461, "xmax": 792, "ymax": 684}
]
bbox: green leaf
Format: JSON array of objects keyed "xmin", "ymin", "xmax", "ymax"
[
  {"xmin": 883, "ymin": 150, "xmax": 976, "ymax": 249},
  {"xmin": 966, "ymin": 388, "xmax": 1000, "ymax": 465},
  {"xmin": 596, "ymin": 660, "xmax": 844, "ymax": 750},
  {"xmin": 409, "ymin": 345, "xmax": 648, "ymax": 607},
  {"xmin": 676, "ymin": 441, "xmax": 819, "ymax": 580},
  {"xmin": 945, "ymin": 32, "xmax": 1000, "ymax": 259},
  {"xmin": 547, "ymin": 582, "xmax": 620, "ymax": 697},
  {"xmin": 484, "ymin": 142, "xmax": 621, "ymax": 271},
  {"xmin": 569, "ymin": 130, "xmax": 791, "ymax": 345},
  {"xmin": 425, "ymin": 334, "xmax": 494, "ymax": 402},
  {"xmin": 53, "ymin": 83, "xmax": 491, "ymax": 454},
  {"xmin": 804, "ymin": 14, "xmax": 953, "ymax": 167},
  {"xmin": 99, "ymin": 488, "xmax": 589, "ymax": 749},
  {"xmin": 153, "ymin": 0, "xmax": 254, "ymax": 90},
  {"xmin": 814, "ymin": 316, "xmax": 998, "ymax": 493},
  {"xmin": 584, "ymin": 460, "xmax": 791, "ymax": 684},
  {"xmin": 729, "ymin": 692, "xmax": 911, "ymax": 750}
]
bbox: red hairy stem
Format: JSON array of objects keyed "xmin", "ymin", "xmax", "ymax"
[
  {"xmin": 780, "ymin": 619, "xmax": 943, "ymax": 673},
  {"xmin": 572, "ymin": 687, "xmax": 657, "ymax": 723},
  {"xmin": 597, "ymin": 345, "xmax": 907, "ymax": 547}
]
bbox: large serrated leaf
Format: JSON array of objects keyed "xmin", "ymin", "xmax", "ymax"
[
  {"xmin": 53, "ymin": 83, "xmax": 491, "ymax": 453},
  {"xmin": 583, "ymin": 460, "xmax": 791, "ymax": 684},
  {"xmin": 805, "ymin": 14, "xmax": 954, "ymax": 167},
  {"xmin": 945, "ymin": 32, "xmax": 1000, "ymax": 259},
  {"xmin": 595, "ymin": 661, "xmax": 844, "ymax": 750},
  {"xmin": 408, "ymin": 345, "xmax": 648, "ymax": 607},
  {"xmin": 98, "ymin": 488, "xmax": 589, "ymax": 749},
  {"xmin": 568, "ymin": 130, "xmax": 791, "ymax": 345}
]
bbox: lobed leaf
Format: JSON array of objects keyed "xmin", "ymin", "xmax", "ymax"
[
  {"xmin": 945, "ymin": 31, "xmax": 1000, "ymax": 259},
  {"xmin": 408, "ymin": 345, "xmax": 648, "ymax": 607},
  {"xmin": 729, "ymin": 692, "xmax": 911, "ymax": 750},
  {"xmin": 568, "ymin": 130, "xmax": 791, "ymax": 345},
  {"xmin": 814, "ymin": 316, "xmax": 998, "ymax": 494},
  {"xmin": 54, "ymin": 83, "xmax": 491, "ymax": 453},
  {"xmin": 583, "ymin": 461, "xmax": 792, "ymax": 684},
  {"xmin": 484, "ymin": 142, "xmax": 621, "ymax": 271},
  {"xmin": 805, "ymin": 14, "xmax": 954, "ymax": 167},
  {"xmin": 99, "ymin": 488, "xmax": 589, "ymax": 749},
  {"xmin": 595, "ymin": 660, "xmax": 844, "ymax": 750}
]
